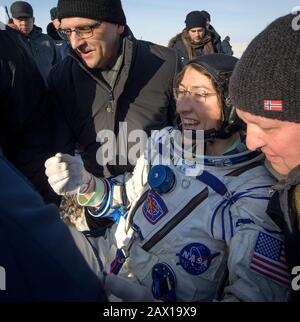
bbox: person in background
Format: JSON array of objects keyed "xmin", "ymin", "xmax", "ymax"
[
  {"xmin": 10, "ymin": 1, "xmax": 59, "ymax": 82},
  {"xmin": 221, "ymin": 36, "xmax": 233, "ymax": 56},
  {"xmin": 168, "ymin": 11, "xmax": 223, "ymax": 67},
  {"xmin": 46, "ymin": 7, "xmax": 69, "ymax": 59},
  {"xmin": 229, "ymin": 13, "xmax": 300, "ymax": 301}
]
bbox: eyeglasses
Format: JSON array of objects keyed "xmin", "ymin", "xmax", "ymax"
[
  {"xmin": 173, "ymin": 88, "xmax": 217, "ymax": 102},
  {"xmin": 57, "ymin": 21, "xmax": 102, "ymax": 40}
]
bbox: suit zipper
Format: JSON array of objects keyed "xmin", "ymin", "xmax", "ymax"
[{"xmin": 142, "ymin": 187, "xmax": 209, "ymax": 251}]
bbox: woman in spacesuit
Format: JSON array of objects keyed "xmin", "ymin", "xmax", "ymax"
[{"xmin": 45, "ymin": 54, "xmax": 290, "ymax": 301}]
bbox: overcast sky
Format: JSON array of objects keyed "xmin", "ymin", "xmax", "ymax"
[{"xmin": 1, "ymin": 0, "xmax": 299, "ymax": 56}]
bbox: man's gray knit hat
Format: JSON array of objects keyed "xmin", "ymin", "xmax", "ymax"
[{"xmin": 229, "ymin": 14, "xmax": 300, "ymax": 123}]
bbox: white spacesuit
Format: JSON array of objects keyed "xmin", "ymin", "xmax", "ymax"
[
  {"xmin": 45, "ymin": 54, "xmax": 291, "ymax": 301},
  {"xmin": 78, "ymin": 127, "xmax": 290, "ymax": 301}
]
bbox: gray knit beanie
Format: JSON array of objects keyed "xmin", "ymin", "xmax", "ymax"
[
  {"xmin": 57, "ymin": 0, "xmax": 126, "ymax": 25},
  {"xmin": 229, "ymin": 14, "xmax": 300, "ymax": 123}
]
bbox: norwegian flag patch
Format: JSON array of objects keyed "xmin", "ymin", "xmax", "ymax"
[
  {"xmin": 250, "ymin": 232, "xmax": 291, "ymax": 287},
  {"xmin": 264, "ymin": 100, "xmax": 283, "ymax": 111}
]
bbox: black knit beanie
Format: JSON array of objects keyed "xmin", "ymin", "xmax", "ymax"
[
  {"xmin": 229, "ymin": 14, "xmax": 300, "ymax": 123},
  {"xmin": 201, "ymin": 10, "xmax": 211, "ymax": 22},
  {"xmin": 50, "ymin": 7, "xmax": 57, "ymax": 21},
  {"xmin": 57, "ymin": 0, "xmax": 126, "ymax": 25},
  {"xmin": 185, "ymin": 11, "xmax": 207, "ymax": 30}
]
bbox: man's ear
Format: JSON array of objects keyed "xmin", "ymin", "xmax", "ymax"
[
  {"xmin": 33, "ymin": 16, "xmax": 35, "ymax": 24},
  {"xmin": 117, "ymin": 25, "xmax": 125, "ymax": 35},
  {"xmin": 7, "ymin": 22, "xmax": 19, "ymax": 30}
]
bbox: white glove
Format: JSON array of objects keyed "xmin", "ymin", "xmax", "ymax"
[
  {"xmin": 45, "ymin": 153, "xmax": 93, "ymax": 195},
  {"xmin": 104, "ymin": 274, "xmax": 155, "ymax": 302}
]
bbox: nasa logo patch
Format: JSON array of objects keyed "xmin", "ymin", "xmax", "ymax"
[
  {"xmin": 143, "ymin": 190, "xmax": 168, "ymax": 225},
  {"xmin": 176, "ymin": 243, "xmax": 220, "ymax": 275}
]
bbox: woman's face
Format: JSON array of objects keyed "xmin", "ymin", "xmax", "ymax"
[{"xmin": 176, "ymin": 66, "xmax": 222, "ymax": 133}]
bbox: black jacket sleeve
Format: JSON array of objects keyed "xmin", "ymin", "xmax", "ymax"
[
  {"xmin": 0, "ymin": 155, "xmax": 107, "ymax": 302},
  {"xmin": 47, "ymin": 66, "xmax": 77, "ymax": 157}
]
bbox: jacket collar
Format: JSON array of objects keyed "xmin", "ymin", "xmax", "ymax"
[
  {"xmin": 274, "ymin": 165, "xmax": 300, "ymax": 191},
  {"xmin": 272, "ymin": 165, "xmax": 300, "ymax": 233},
  {"xmin": 26, "ymin": 25, "xmax": 42, "ymax": 39}
]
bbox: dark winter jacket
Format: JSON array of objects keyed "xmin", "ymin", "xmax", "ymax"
[
  {"xmin": 0, "ymin": 153, "xmax": 107, "ymax": 302},
  {"xmin": 0, "ymin": 27, "xmax": 57, "ymax": 204},
  {"xmin": 46, "ymin": 22, "xmax": 62, "ymax": 42},
  {"xmin": 48, "ymin": 26, "xmax": 178, "ymax": 179},
  {"xmin": 266, "ymin": 166, "xmax": 300, "ymax": 301},
  {"xmin": 21, "ymin": 25, "xmax": 59, "ymax": 81},
  {"xmin": 168, "ymin": 27, "xmax": 223, "ymax": 66},
  {"xmin": 208, "ymin": 24, "xmax": 223, "ymax": 50}
]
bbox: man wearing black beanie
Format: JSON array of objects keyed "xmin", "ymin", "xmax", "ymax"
[
  {"xmin": 168, "ymin": 10, "xmax": 223, "ymax": 66},
  {"xmin": 229, "ymin": 13, "xmax": 300, "ymax": 301},
  {"xmin": 46, "ymin": 0, "xmax": 178, "ymax": 230}
]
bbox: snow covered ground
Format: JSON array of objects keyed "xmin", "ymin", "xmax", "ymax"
[{"xmin": 232, "ymin": 42, "xmax": 249, "ymax": 58}]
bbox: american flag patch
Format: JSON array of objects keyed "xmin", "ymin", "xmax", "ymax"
[
  {"xmin": 264, "ymin": 100, "xmax": 283, "ymax": 111},
  {"xmin": 250, "ymin": 232, "xmax": 291, "ymax": 287}
]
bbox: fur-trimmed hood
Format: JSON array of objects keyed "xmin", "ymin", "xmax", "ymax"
[{"xmin": 168, "ymin": 32, "xmax": 182, "ymax": 48}]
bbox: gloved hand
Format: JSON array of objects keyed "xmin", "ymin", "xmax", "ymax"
[
  {"xmin": 104, "ymin": 273, "xmax": 156, "ymax": 302},
  {"xmin": 45, "ymin": 153, "xmax": 93, "ymax": 195}
]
